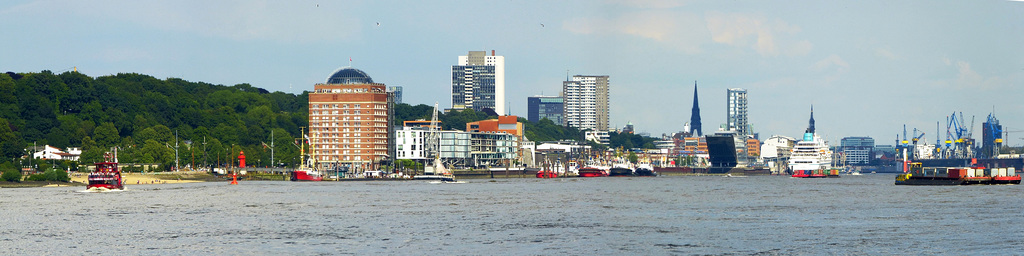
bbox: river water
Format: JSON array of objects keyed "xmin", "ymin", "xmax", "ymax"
[{"xmin": 1, "ymin": 174, "xmax": 1021, "ymax": 255}]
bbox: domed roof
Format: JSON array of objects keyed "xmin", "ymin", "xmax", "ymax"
[{"xmin": 326, "ymin": 67, "xmax": 373, "ymax": 84}]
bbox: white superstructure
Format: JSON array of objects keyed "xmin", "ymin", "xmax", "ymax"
[
  {"xmin": 788, "ymin": 133, "xmax": 832, "ymax": 172},
  {"xmin": 787, "ymin": 106, "xmax": 832, "ymax": 172}
]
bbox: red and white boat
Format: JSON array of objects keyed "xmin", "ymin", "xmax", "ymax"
[
  {"xmin": 88, "ymin": 152, "xmax": 124, "ymax": 190},
  {"xmin": 291, "ymin": 166, "xmax": 323, "ymax": 181},
  {"xmin": 291, "ymin": 130, "xmax": 323, "ymax": 181},
  {"xmin": 577, "ymin": 166, "xmax": 608, "ymax": 177},
  {"xmin": 536, "ymin": 169, "xmax": 558, "ymax": 178}
]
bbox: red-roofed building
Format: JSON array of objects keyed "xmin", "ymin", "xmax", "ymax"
[{"xmin": 466, "ymin": 115, "xmax": 523, "ymax": 137}]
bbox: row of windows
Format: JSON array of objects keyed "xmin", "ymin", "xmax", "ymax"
[
  {"xmin": 313, "ymin": 88, "xmax": 375, "ymax": 94},
  {"xmin": 311, "ymin": 103, "xmax": 391, "ymax": 109}
]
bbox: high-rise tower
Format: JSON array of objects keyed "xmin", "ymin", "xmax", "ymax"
[
  {"xmin": 726, "ymin": 88, "xmax": 749, "ymax": 136},
  {"xmin": 689, "ymin": 81, "xmax": 702, "ymax": 137},
  {"xmin": 451, "ymin": 50, "xmax": 505, "ymax": 114},
  {"xmin": 563, "ymin": 75, "xmax": 610, "ymax": 130}
]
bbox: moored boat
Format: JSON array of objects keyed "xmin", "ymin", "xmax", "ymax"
[
  {"xmin": 536, "ymin": 169, "xmax": 558, "ymax": 178},
  {"xmin": 577, "ymin": 166, "xmax": 608, "ymax": 177},
  {"xmin": 608, "ymin": 164, "xmax": 634, "ymax": 177},
  {"xmin": 414, "ymin": 158, "xmax": 456, "ymax": 182},
  {"xmin": 291, "ymin": 129, "xmax": 323, "ymax": 181},
  {"xmin": 634, "ymin": 164, "xmax": 656, "ymax": 176},
  {"xmin": 291, "ymin": 167, "xmax": 323, "ymax": 181},
  {"xmin": 87, "ymin": 152, "xmax": 123, "ymax": 190}
]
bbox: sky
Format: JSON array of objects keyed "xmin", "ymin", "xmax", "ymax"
[{"xmin": 2, "ymin": 0, "xmax": 1023, "ymax": 147}]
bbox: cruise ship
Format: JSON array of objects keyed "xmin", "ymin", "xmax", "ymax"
[{"xmin": 789, "ymin": 106, "xmax": 837, "ymax": 178}]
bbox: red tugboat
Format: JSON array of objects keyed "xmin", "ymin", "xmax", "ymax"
[
  {"xmin": 577, "ymin": 166, "xmax": 609, "ymax": 177},
  {"xmin": 536, "ymin": 169, "xmax": 558, "ymax": 178},
  {"xmin": 87, "ymin": 152, "xmax": 124, "ymax": 190}
]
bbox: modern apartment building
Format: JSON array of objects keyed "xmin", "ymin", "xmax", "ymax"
[
  {"xmin": 451, "ymin": 50, "xmax": 505, "ymax": 114},
  {"xmin": 563, "ymin": 75, "xmax": 609, "ymax": 131},
  {"xmin": 395, "ymin": 127, "xmax": 519, "ymax": 168},
  {"xmin": 726, "ymin": 88, "xmax": 749, "ymax": 136}
]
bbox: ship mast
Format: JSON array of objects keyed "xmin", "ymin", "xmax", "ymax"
[{"xmin": 299, "ymin": 127, "xmax": 306, "ymax": 169}]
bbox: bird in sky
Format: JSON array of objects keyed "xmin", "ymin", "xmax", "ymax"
[
  {"xmin": 376, "ymin": 22, "xmax": 380, "ymax": 27},
  {"xmin": 540, "ymin": 23, "xmax": 544, "ymax": 27}
]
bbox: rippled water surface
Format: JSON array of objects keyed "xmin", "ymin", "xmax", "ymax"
[{"xmin": 2, "ymin": 174, "xmax": 1021, "ymax": 255}]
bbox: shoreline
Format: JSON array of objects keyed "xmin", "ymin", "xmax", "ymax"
[{"xmin": 70, "ymin": 172, "xmax": 207, "ymax": 185}]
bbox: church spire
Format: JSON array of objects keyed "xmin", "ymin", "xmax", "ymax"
[
  {"xmin": 806, "ymin": 105, "xmax": 815, "ymax": 134},
  {"xmin": 689, "ymin": 81, "xmax": 702, "ymax": 137}
]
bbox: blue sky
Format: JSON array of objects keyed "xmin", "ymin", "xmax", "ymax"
[{"xmin": 2, "ymin": 0, "xmax": 1023, "ymax": 146}]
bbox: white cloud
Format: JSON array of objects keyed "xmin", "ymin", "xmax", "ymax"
[
  {"xmin": 930, "ymin": 59, "xmax": 1006, "ymax": 91},
  {"xmin": 955, "ymin": 60, "xmax": 1003, "ymax": 90},
  {"xmin": 705, "ymin": 12, "xmax": 811, "ymax": 57},
  {"xmin": 812, "ymin": 54, "xmax": 849, "ymax": 72},
  {"xmin": 563, "ymin": 10, "xmax": 707, "ymax": 54}
]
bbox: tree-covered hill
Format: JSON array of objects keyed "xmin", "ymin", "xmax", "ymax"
[{"xmin": 1, "ymin": 71, "xmax": 308, "ymax": 170}]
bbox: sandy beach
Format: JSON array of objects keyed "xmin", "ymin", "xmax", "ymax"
[{"xmin": 70, "ymin": 172, "xmax": 206, "ymax": 185}]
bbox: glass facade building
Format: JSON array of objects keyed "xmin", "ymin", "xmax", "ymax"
[
  {"xmin": 451, "ymin": 51, "xmax": 505, "ymax": 114},
  {"xmin": 840, "ymin": 137, "xmax": 875, "ymax": 165},
  {"xmin": 726, "ymin": 88, "xmax": 749, "ymax": 136},
  {"xmin": 527, "ymin": 96, "xmax": 564, "ymax": 124}
]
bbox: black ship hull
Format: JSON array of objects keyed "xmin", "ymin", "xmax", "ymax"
[
  {"xmin": 635, "ymin": 168, "xmax": 656, "ymax": 176},
  {"xmin": 608, "ymin": 168, "xmax": 634, "ymax": 176}
]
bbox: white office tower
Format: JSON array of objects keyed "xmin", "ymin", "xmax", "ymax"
[
  {"xmin": 452, "ymin": 50, "xmax": 505, "ymax": 115},
  {"xmin": 563, "ymin": 75, "xmax": 610, "ymax": 131}
]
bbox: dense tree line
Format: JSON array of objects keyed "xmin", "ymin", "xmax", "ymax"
[{"xmin": 0, "ymin": 71, "xmax": 307, "ymax": 171}]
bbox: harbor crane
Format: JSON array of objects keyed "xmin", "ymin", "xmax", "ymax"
[{"xmin": 943, "ymin": 112, "xmax": 975, "ymax": 159}]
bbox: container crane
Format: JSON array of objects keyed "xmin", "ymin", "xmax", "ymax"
[{"xmin": 944, "ymin": 112, "xmax": 975, "ymax": 159}]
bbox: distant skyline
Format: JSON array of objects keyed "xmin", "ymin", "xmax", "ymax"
[{"xmin": 2, "ymin": 1, "xmax": 1022, "ymax": 146}]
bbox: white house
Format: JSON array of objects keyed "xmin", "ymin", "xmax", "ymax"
[{"xmin": 33, "ymin": 145, "xmax": 81, "ymax": 161}]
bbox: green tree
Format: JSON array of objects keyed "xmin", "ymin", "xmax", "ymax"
[
  {"xmin": 140, "ymin": 139, "xmax": 173, "ymax": 170},
  {"xmin": 1, "ymin": 162, "xmax": 21, "ymax": 182},
  {"xmin": 79, "ymin": 136, "xmax": 103, "ymax": 164},
  {"xmin": 0, "ymin": 118, "xmax": 24, "ymax": 160},
  {"xmin": 94, "ymin": 122, "xmax": 120, "ymax": 148},
  {"xmin": 44, "ymin": 168, "xmax": 70, "ymax": 182},
  {"xmin": 628, "ymin": 151, "xmax": 638, "ymax": 164}
]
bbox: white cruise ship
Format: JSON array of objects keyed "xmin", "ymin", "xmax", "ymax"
[{"xmin": 788, "ymin": 106, "xmax": 835, "ymax": 177}]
